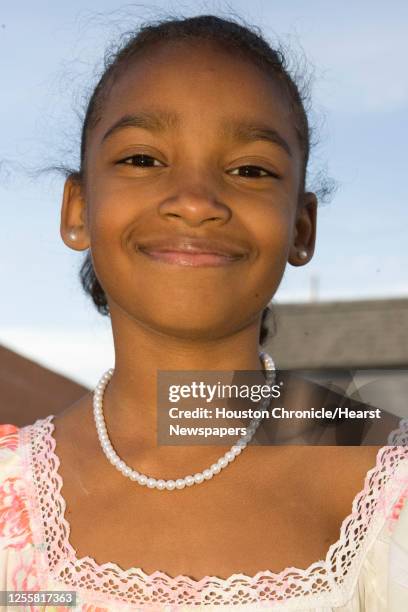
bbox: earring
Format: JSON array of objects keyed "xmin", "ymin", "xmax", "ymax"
[
  {"xmin": 298, "ymin": 249, "xmax": 308, "ymax": 260},
  {"xmin": 68, "ymin": 230, "xmax": 77, "ymax": 240}
]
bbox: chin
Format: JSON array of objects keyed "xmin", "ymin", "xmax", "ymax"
[
  {"xmin": 158, "ymin": 321, "xmax": 232, "ymax": 341},
  {"xmin": 137, "ymin": 311, "xmax": 240, "ymax": 342}
]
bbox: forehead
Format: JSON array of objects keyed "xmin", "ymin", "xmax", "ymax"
[{"xmin": 90, "ymin": 40, "xmax": 300, "ymax": 157}]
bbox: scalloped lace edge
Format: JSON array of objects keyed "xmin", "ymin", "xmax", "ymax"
[{"xmin": 22, "ymin": 414, "xmax": 408, "ymax": 607}]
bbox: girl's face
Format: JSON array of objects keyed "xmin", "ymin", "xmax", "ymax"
[{"xmin": 62, "ymin": 40, "xmax": 316, "ymax": 341}]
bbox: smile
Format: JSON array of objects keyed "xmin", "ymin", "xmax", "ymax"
[{"xmin": 136, "ymin": 235, "xmax": 248, "ymax": 268}]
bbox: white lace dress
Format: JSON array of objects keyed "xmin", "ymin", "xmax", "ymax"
[{"xmin": 0, "ymin": 414, "xmax": 407, "ymax": 611}]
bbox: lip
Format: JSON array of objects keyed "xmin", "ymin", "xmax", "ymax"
[{"xmin": 136, "ymin": 236, "xmax": 248, "ymax": 267}]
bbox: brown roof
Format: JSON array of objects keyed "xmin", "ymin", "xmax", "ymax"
[
  {"xmin": 0, "ymin": 344, "xmax": 89, "ymax": 427},
  {"xmin": 265, "ymin": 297, "xmax": 408, "ymax": 369}
]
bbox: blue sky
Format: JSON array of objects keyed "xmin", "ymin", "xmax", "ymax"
[{"xmin": 0, "ymin": 1, "xmax": 407, "ymax": 385}]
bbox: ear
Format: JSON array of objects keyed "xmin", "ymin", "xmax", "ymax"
[
  {"xmin": 288, "ymin": 191, "xmax": 318, "ymax": 266},
  {"xmin": 60, "ymin": 174, "xmax": 90, "ymax": 251}
]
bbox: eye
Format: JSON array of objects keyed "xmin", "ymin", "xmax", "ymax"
[
  {"xmin": 228, "ymin": 165, "xmax": 280, "ymax": 179},
  {"xmin": 117, "ymin": 153, "xmax": 164, "ymax": 167}
]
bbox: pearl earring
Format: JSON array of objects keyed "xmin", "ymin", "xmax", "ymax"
[
  {"xmin": 68, "ymin": 230, "xmax": 77, "ymax": 240},
  {"xmin": 298, "ymin": 249, "xmax": 308, "ymax": 260}
]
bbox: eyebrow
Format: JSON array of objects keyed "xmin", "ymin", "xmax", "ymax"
[
  {"xmin": 222, "ymin": 119, "xmax": 293, "ymax": 158},
  {"xmin": 101, "ymin": 111, "xmax": 178, "ymax": 142},
  {"xmin": 101, "ymin": 111, "xmax": 293, "ymax": 158}
]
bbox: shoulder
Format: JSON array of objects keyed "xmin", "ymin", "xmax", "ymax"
[{"xmin": 327, "ymin": 442, "xmax": 408, "ymax": 607}]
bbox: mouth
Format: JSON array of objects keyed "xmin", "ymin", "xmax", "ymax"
[{"xmin": 136, "ymin": 236, "xmax": 248, "ymax": 268}]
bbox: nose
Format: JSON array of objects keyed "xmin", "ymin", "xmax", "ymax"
[{"xmin": 158, "ymin": 185, "xmax": 231, "ymax": 227}]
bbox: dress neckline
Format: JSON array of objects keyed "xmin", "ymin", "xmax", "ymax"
[{"xmin": 20, "ymin": 414, "xmax": 408, "ymax": 609}]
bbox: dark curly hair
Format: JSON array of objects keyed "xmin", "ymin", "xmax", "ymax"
[{"xmin": 72, "ymin": 13, "xmax": 317, "ymax": 345}]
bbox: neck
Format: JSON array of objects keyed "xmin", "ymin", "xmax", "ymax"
[{"xmin": 100, "ymin": 311, "xmax": 266, "ymax": 460}]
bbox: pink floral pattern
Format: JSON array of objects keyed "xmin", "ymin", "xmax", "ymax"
[
  {"xmin": 0, "ymin": 422, "xmax": 43, "ymax": 603},
  {"xmin": 0, "ymin": 423, "xmax": 19, "ymax": 450},
  {"xmin": 0, "ymin": 476, "xmax": 33, "ymax": 550},
  {"xmin": 9, "ymin": 548, "xmax": 39, "ymax": 590}
]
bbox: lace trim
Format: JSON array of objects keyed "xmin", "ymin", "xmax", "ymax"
[{"xmin": 21, "ymin": 414, "xmax": 408, "ymax": 609}]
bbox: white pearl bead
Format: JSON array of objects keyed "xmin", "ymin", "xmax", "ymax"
[
  {"xmin": 225, "ymin": 451, "xmax": 235, "ymax": 463},
  {"xmin": 165, "ymin": 480, "xmax": 176, "ymax": 490},
  {"xmin": 194, "ymin": 472, "xmax": 204, "ymax": 484},
  {"xmin": 147, "ymin": 478, "xmax": 157, "ymax": 488},
  {"xmin": 111, "ymin": 455, "xmax": 120, "ymax": 466},
  {"xmin": 156, "ymin": 479, "xmax": 166, "ymax": 490},
  {"xmin": 129, "ymin": 471, "xmax": 139, "ymax": 481},
  {"xmin": 203, "ymin": 469, "xmax": 213, "ymax": 480},
  {"xmin": 231, "ymin": 445, "xmax": 242, "ymax": 456},
  {"xmin": 237, "ymin": 439, "xmax": 247, "ymax": 448},
  {"xmin": 218, "ymin": 457, "xmax": 228, "ymax": 469},
  {"xmin": 210, "ymin": 463, "xmax": 221, "ymax": 474},
  {"xmin": 175, "ymin": 479, "xmax": 186, "ymax": 489},
  {"xmin": 117, "ymin": 460, "xmax": 126, "ymax": 471},
  {"xmin": 138, "ymin": 475, "xmax": 147, "ymax": 486},
  {"xmin": 185, "ymin": 475, "xmax": 195, "ymax": 486},
  {"xmin": 123, "ymin": 466, "xmax": 132, "ymax": 477}
]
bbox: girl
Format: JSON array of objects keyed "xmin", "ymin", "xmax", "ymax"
[{"xmin": 0, "ymin": 14, "xmax": 407, "ymax": 611}]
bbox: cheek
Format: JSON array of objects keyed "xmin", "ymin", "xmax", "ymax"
[
  {"xmin": 86, "ymin": 178, "xmax": 142, "ymax": 242},
  {"xmin": 237, "ymin": 200, "xmax": 295, "ymax": 310},
  {"xmin": 246, "ymin": 196, "xmax": 295, "ymax": 274},
  {"xmin": 85, "ymin": 181, "xmax": 140, "ymax": 295}
]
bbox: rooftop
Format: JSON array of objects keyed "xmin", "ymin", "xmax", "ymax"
[{"xmin": 265, "ymin": 297, "xmax": 408, "ymax": 369}]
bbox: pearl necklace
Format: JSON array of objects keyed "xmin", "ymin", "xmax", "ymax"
[{"xmin": 93, "ymin": 352, "xmax": 275, "ymax": 490}]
